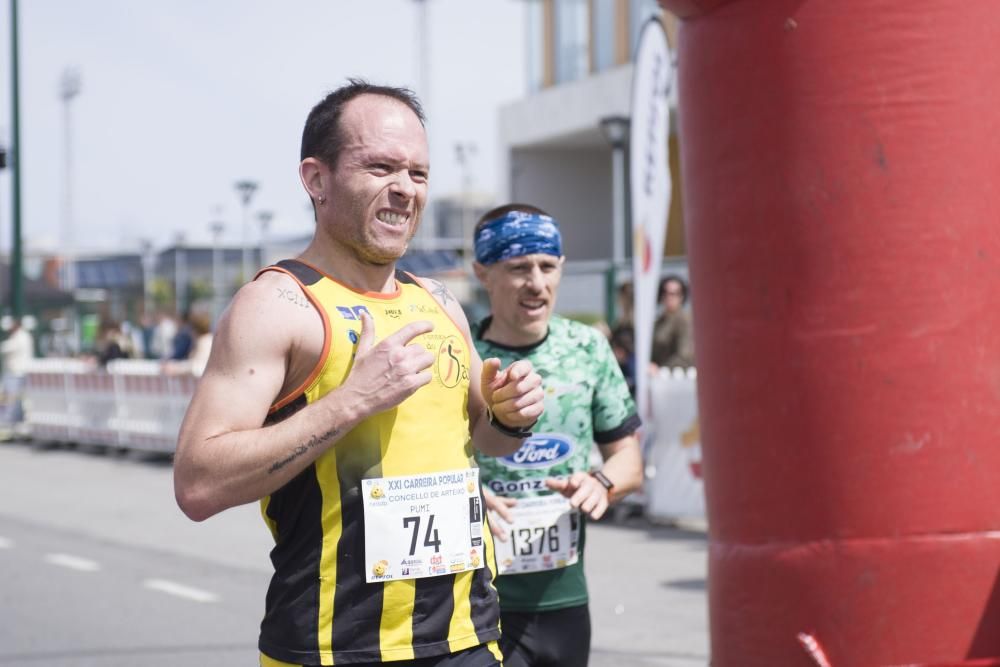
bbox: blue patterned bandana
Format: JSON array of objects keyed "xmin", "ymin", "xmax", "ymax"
[{"xmin": 474, "ymin": 211, "xmax": 563, "ymax": 265}]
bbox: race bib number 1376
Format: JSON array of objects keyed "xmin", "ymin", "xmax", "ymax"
[
  {"xmin": 362, "ymin": 469, "xmax": 484, "ymax": 583},
  {"xmin": 492, "ymin": 494, "xmax": 580, "ymax": 575}
]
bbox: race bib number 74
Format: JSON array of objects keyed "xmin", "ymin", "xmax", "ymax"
[{"xmin": 361, "ymin": 469, "xmax": 485, "ymax": 583}]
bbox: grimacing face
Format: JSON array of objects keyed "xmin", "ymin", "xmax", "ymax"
[
  {"xmin": 322, "ymin": 95, "xmax": 430, "ymax": 265},
  {"xmin": 475, "ymin": 253, "xmax": 564, "ymax": 346}
]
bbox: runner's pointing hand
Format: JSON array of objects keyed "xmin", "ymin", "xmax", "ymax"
[
  {"xmin": 481, "ymin": 358, "xmax": 544, "ymax": 430},
  {"xmin": 342, "ymin": 311, "xmax": 435, "ymax": 414}
]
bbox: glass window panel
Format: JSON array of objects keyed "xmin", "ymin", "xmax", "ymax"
[
  {"xmin": 592, "ymin": 0, "xmax": 616, "ymax": 72},
  {"xmin": 526, "ymin": 1, "xmax": 544, "ymax": 92},
  {"xmin": 554, "ymin": 0, "xmax": 589, "ymax": 84}
]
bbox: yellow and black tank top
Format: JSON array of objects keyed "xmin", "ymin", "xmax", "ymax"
[{"xmin": 256, "ymin": 259, "xmax": 500, "ymax": 665}]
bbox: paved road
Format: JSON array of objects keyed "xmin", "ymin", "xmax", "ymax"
[{"xmin": 0, "ymin": 439, "xmax": 709, "ymax": 666}]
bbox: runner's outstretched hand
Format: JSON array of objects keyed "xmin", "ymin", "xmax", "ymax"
[
  {"xmin": 483, "ymin": 488, "xmax": 518, "ymax": 541},
  {"xmin": 546, "ymin": 472, "xmax": 610, "ymax": 520}
]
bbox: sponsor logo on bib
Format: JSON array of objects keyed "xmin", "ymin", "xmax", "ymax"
[{"xmin": 372, "ymin": 559, "xmax": 390, "ymax": 578}]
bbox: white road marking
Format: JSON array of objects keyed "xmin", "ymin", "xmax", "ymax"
[
  {"xmin": 0, "ymin": 536, "xmax": 12, "ymax": 549},
  {"xmin": 143, "ymin": 578, "xmax": 219, "ymax": 603},
  {"xmin": 44, "ymin": 553, "xmax": 101, "ymax": 572}
]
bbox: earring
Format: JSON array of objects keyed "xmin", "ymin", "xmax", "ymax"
[{"xmin": 317, "ymin": 195, "xmax": 326, "ymax": 205}]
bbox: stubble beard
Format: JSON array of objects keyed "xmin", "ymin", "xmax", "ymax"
[
  {"xmin": 357, "ymin": 213, "xmax": 420, "ymax": 266},
  {"xmin": 324, "ymin": 201, "xmax": 420, "ymax": 267}
]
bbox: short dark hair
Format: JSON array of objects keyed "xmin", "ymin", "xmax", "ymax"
[
  {"xmin": 658, "ymin": 274, "xmax": 688, "ymax": 304},
  {"xmin": 475, "ymin": 203, "xmax": 551, "ymax": 232},
  {"xmin": 300, "ymin": 78, "xmax": 425, "ymax": 169}
]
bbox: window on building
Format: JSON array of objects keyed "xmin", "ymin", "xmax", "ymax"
[
  {"xmin": 592, "ymin": 0, "xmax": 616, "ymax": 72},
  {"xmin": 629, "ymin": 0, "xmax": 661, "ymax": 56},
  {"xmin": 554, "ymin": 0, "xmax": 589, "ymax": 84},
  {"xmin": 526, "ymin": 1, "xmax": 545, "ymax": 92}
]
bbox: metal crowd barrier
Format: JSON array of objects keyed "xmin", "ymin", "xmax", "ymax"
[
  {"xmin": 22, "ymin": 358, "xmax": 197, "ymax": 453},
  {"xmin": 20, "ymin": 360, "xmax": 706, "ymax": 522}
]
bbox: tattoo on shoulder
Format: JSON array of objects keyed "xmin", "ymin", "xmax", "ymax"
[
  {"xmin": 267, "ymin": 426, "xmax": 341, "ymax": 474},
  {"xmin": 276, "ymin": 287, "xmax": 312, "ymax": 310},
  {"xmin": 429, "ymin": 280, "xmax": 454, "ymax": 306}
]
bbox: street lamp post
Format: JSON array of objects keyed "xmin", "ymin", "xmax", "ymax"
[
  {"xmin": 411, "ymin": 0, "xmax": 431, "ymax": 250},
  {"xmin": 174, "ymin": 233, "xmax": 187, "ymax": 316},
  {"xmin": 599, "ymin": 115, "xmax": 631, "ymax": 269},
  {"xmin": 0, "ymin": 144, "xmax": 6, "ymax": 270},
  {"xmin": 256, "ymin": 210, "xmax": 273, "ymax": 268},
  {"xmin": 454, "ymin": 141, "xmax": 477, "ymax": 266},
  {"xmin": 209, "ymin": 221, "xmax": 225, "ymax": 327},
  {"xmin": 139, "ymin": 238, "xmax": 153, "ymax": 319},
  {"xmin": 234, "ymin": 180, "xmax": 258, "ymax": 283},
  {"xmin": 60, "ymin": 67, "xmax": 81, "ymax": 293},
  {"xmin": 599, "ymin": 115, "xmax": 631, "ymax": 324},
  {"xmin": 9, "ymin": 0, "xmax": 24, "ymax": 318}
]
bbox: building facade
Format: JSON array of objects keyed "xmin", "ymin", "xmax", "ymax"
[{"xmin": 499, "ymin": 0, "xmax": 685, "ymax": 319}]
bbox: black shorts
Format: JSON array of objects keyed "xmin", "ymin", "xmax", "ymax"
[
  {"xmin": 261, "ymin": 641, "xmax": 502, "ymax": 667},
  {"xmin": 499, "ymin": 605, "xmax": 591, "ymax": 667}
]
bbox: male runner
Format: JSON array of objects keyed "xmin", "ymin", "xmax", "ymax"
[
  {"xmin": 471, "ymin": 204, "xmax": 644, "ymax": 666},
  {"xmin": 174, "ymin": 81, "xmax": 545, "ymax": 667}
]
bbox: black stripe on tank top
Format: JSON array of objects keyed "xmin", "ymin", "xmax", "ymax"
[
  {"xmin": 275, "ymin": 259, "xmax": 323, "ymax": 286},
  {"xmin": 330, "ymin": 431, "xmax": 385, "ymax": 660},
  {"xmin": 330, "ymin": 490, "xmax": 383, "ymax": 660},
  {"xmin": 258, "ymin": 396, "xmax": 325, "ymax": 658},
  {"xmin": 395, "ymin": 269, "xmax": 418, "ymax": 285},
  {"xmin": 468, "ymin": 561, "xmax": 502, "ymax": 644},
  {"xmin": 264, "ymin": 393, "xmax": 308, "ymax": 426},
  {"xmin": 469, "ymin": 490, "xmax": 502, "ymax": 644},
  {"xmin": 410, "ymin": 574, "xmax": 457, "ymax": 658}
]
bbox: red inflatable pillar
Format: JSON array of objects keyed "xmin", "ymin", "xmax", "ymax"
[{"xmin": 659, "ymin": 0, "xmax": 1000, "ymax": 664}]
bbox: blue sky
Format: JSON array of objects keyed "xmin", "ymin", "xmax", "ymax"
[{"xmin": 0, "ymin": 0, "xmax": 527, "ymax": 254}]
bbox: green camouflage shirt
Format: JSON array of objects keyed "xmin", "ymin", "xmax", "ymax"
[{"xmin": 473, "ymin": 315, "xmax": 640, "ymax": 611}]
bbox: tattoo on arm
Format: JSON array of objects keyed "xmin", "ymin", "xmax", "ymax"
[
  {"xmin": 267, "ymin": 426, "xmax": 341, "ymax": 474},
  {"xmin": 276, "ymin": 288, "xmax": 312, "ymax": 310},
  {"xmin": 429, "ymin": 280, "xmax": 454, "ymax": 306}
]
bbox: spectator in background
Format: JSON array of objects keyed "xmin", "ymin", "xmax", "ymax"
[
  {"xmin": 187, "ymin": 313, "xmax": 213, "ymax": 375},
  {"xmin": 165, "ymin": 311, "xmax": 213, "ymax": 377},
  {"xmin": 96, "ymin": 320, "xmax": 131, "ymax": 366},
  {"xmin": 609, "ymin": 281, "xmax": 637, "ymax": 396},
  {"xmin": 170, "ymin": 311, "xmax": 195, "ymax": 361},
  {"xmin": 150, "ymin": 311, "xmax": 178, "ymax": 360},
  {"xmin": 613, "ymin": 281, "xmax": 634, "ymax": 330},
  {"xmin": 1, "ymin": 317, "xmax": 35, "ymax": 429},
  {"xmin": 610, "ymin": 325, "xmax": 636, "ymax": 397},
  {"xmin": 139, "ymin": 314, "xmax": 156, "ymax": 359},
  {"xmin": 120, "ymin": 320, "xmax": 143, "ymax": 359},
  {"xmin": 651, "ymin": 274, "xmax": 695, "ymax": 369}
]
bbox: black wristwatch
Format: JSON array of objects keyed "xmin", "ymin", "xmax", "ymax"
[
  {"xmin": 591, "ymin": 470, "xmax": 615, "ymax": 492},
  {"xmin": 485, "ymin": 406, "xmax": 535, "ymax": 439}
]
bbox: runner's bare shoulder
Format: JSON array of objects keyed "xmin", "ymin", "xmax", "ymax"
[
  {"xmin": 412, "ymin": 275, "xmax": 471, "ymax": 337},
  {"xmin": 206, "ymin": 270, "xmax": 324, "ymax": 397}
]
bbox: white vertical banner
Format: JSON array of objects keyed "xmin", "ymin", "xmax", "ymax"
[{"xmin": 630, "ymin": 18, "xmax": 674, "ymax": 422}]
